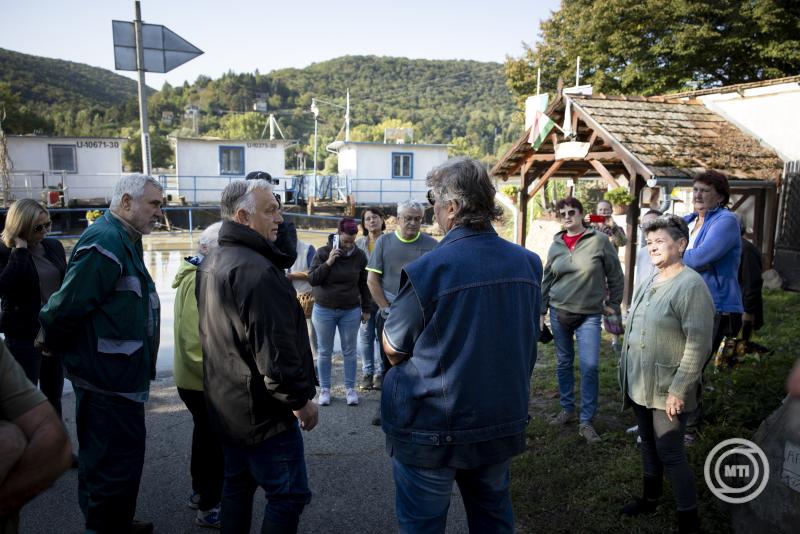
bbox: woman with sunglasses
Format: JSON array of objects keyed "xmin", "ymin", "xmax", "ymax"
[
  {"xmin": 619, "ymin": 214, "xmax": 712, "ymax": 534},
  {"xmin": 541, "ymin": 197, "xmax": 624, "ymax": 443},
  {"xmin": 0, "ymin": 199, "xmax": 67, "ymax": 415},
  {"xmin": 355, "ymin": 207, "xmax": 386, "ymax": 390}
]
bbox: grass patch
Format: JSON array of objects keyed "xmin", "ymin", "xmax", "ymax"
[{"xmin": 511, "ymin": 290, "xmax": 799, "ymax": 533}]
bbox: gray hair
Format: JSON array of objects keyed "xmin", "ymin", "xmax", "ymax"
[
  {"xmin": 110, "ymin": 174, "xmax": 163, "ymax": 209},
  {"xmin": 197, "ymin": 222, "xmax": 222, "ymax": 255},
  {"xmin": 426, "ymin": 157, "xmax": 502, "ymax": 230},
  {"xmin": 642, "ymin": 214, "xmax": 690, "ymax": 243},
  {"xmin": 397, "ymin": 199, "xmax": 426, "ymax": 216},
  {"xmin": 220, "ymin": 179, "xmax": 273, "ymax": 220}
]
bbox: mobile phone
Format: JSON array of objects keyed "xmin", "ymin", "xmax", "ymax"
[
  {"xmin": 589, "ymin": 214, "xmax": 607, "ymax": 223},
  {"xmin": 332, "ymin": 235, "xmax": 340, "ymax": 250}
]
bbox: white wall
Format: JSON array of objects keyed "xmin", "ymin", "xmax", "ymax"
[
  {"xmin": 6, "ymin": 136, "xmax": 123, "ymax": 203},
  {"xmin": 174, "ymin": 139, "xmax": 287, "ymax": 203},
  {"xmin": 338, "ymin": 143, "xmax": 448, "ymax": 204},
  {"xmin": 698, "ymin": 82, "xmax": 800, "ymax": 162}
]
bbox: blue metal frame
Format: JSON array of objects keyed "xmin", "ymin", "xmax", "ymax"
[
  {"xmin": 218, "ymin": 145, "xmax": 245, "ymax": 175},
  {"xmin": 391, "ymin": 152, "xmax": 413, "ymax": 179}
]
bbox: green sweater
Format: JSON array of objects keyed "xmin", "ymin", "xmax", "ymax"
[
  {"xmin": 619, "ymin": 267, "xmax": 714, "ymax": 412},
  {"xmin": 542, "ymin": 228, "xmax": 624, "ymax": 314}
]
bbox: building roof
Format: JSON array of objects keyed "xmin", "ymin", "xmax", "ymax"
[
  {"xmin": 327, "ymin": 140, "xmax": 450, "ymax": 151},
  {"xmin": 170, "ymin": 136, "xmax": 289, "ymax": 143},
  {"xmin": 491, "ymin": 93, "xmax": 784, "ymax": 182},
  {"xmin": 662, "ymin": 75, "xmax": 800, "ymax": 100}
]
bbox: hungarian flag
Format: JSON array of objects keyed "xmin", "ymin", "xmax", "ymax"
[{"xmin": 528, "ymin": 110, "xmax": 555, "ymax": 150}]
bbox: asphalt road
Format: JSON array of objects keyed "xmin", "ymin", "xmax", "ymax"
[{"xmin": 19, "ymin": 357, "xmax": 468, "ymax": 533}]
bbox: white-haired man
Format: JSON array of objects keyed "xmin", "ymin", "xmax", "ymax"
[
  {"xmin": 197, "ymin": 179, "xmax": 318, "ymax": 533},
  {"xmin": 40, "ymin": 173, "xmax": 164, "ymax": 534},
  {"xmin": 366, "ymin": 199, "xmax": 436, "ymax": 423}
]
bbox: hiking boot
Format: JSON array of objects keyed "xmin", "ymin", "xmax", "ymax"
[
  {"xmin": 550, "ymin": 410, "xmax": 576, "ymax": 426},
  {"xmin": 374, "ymin": 374, "xmax": 383, "ymax": 390},
  {"xmin": 188, "ymin": 491, "xmax": 201, "ymax": 510},
  {"xmin": 195, "ymin": 506, "xmax": 221, "ymax": 529},
  {"xmin": 578, "ymin": 422, "xmax": 601, "ymax": 443},
  {"xmin": 319, "ymin": 388, "xmax": 331, "ymax": 406},
  {"xmin": 621, "ymin": 476, "xmax": 662, "ymax": 516},
  {"xmin": 346, "ymin": 388, "xmax": 359, "ymax": 406},
  {"xmin": 361, "ymin": 374, "xmax": 373, "ymax": 390}
]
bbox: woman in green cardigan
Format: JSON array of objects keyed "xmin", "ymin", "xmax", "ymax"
[{"xmin": 619, "ymin": 215, "xmax": 714, "ymax": 534}]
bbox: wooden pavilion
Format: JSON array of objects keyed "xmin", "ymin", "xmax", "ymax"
[{"xmin": 490, "ymin": 93, "xmax": 784, "ymax": 304}]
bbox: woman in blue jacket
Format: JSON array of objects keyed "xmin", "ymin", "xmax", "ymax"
[{"xmin": 682, "ymin": 170, "xmax": 742, "ymax": 433}]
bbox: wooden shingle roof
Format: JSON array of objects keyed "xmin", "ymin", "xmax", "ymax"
[{"xmin": 571, "ymin": 95, "xmax": 783, "ymax": 180}]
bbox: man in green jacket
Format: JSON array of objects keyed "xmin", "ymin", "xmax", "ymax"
[{"xmin": 40, "ymin": 174, "xmax": 163, "ymax": 534}]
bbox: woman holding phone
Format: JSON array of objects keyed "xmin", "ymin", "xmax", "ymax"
[{"xmin": 308, "ymin": 218, "xmax": 372, "ymax": 406}]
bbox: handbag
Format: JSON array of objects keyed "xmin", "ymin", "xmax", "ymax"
[
  {"xmin": 539, "ymin": 324, "xmax": 554, "ymax": 344},
  {"xmin": 296, "ymin": 291, "xmax": 314, "ymax": 319}
]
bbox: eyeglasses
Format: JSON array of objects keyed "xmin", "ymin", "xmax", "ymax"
[
  {"xmin": 426, "ymin": 189, "xmax": 437, "ymax": 206},
  {"xmin": 558, "ymin": 209, "xmax": 578, "ymax": 218},
  {"xmin": 273, "ymin": 193, "xmax": 282, "ymax": 209},
  {"xmin": 33, "ymin": 221, "xmax": 52, "ymax": 233}
]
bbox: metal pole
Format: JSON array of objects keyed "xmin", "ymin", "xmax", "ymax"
[
  {"xmin": 345, "ymin": 89, "xmax": 350, "ymax": 142},
  {"xmin": 536, "ymin": 68, "xmax": 541, "ymax": 96},
  {"xmin": 134, "ymin": 0, "xmax": 151, "ymax": 175},
  {"xmin": 575, "ymin": 56, "xmax": 581, "ymax": 87}
]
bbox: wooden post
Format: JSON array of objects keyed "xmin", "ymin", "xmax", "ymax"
[
  {"xmin": 623, "ymin": 174, "xmax": 644, "ymax": 308},
  {"xmin": 763, "ymin": 185, "xmax": 779, "ymax": 268},
  {"xmin": 517, "ymin": 171, "xmax": 529, "ymax": 247}
]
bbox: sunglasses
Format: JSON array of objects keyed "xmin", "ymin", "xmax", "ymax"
[
  {"xmin": 558, "ymin": 209, "xmax": 578, "ymax": 218},
  {"xmin": 33, "ymin": 220, "xmax": 52, "ymax": 233},
  {"xmin": 426, "ymin": 189, "xmax": 437, "ymax": 206}
]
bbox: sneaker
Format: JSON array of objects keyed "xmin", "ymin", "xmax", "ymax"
[
  {"xmin": 361, "ymin": 374, "xmax": 373, "ymax": 390},
  {"xmin": 195, "ymin": 506, "xmax": 221, "ymax": 529},
  {"xmin": 578, "ymin": 422, "xmax": 602, "ymax": 444},
  {"xmin": 550, "ymin": 410, "xmax": 576, "ymax": 426},
  {"xmin": 374, "ymin": 374, "xmax": 383, "ymax": 390},
  {"xmin": 318, "ymin": 388, "xmax": 331, "ymax": 406},
  {"xmin": 346, "ymin": 388, "xmax": 359, "ymax": 406},
  {"xmin": 188, "ymin": 492, "xmax": 201, "ymax": 510}
]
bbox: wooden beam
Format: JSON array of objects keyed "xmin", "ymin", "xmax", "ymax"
[
  {"xmin": 623, "ymin": 174, "xmax": 645, "ymax": 307},
  {"xmin": 571, "ymin": 109, "xmax": 579, "ymax": 133},
  {"xmin": 730, "ymin": 191, "xmax": 753, "ymax": 212},
  {"xmin": 587, "ymin": 130, "xmax": 598, "ymax": 149},
  {"xmin": 589, "ymin": 159, "xmax": 620, "ymax": 189},
  {"xmin": 527, "ymin": 151, "xmax": 619, "ymax": 162},
  {"xmin": 527, "ymin": 160, "xmax": 564, "ymax": 199},
  {"xmin": 550, "ymin": 132, "xmax": 559, "ymax": 152},
  {"xmin": 516, "ymin": 167, "xmax": 530, "ymax": 247},
  {"xmin": 764, "ymin": 185, "xmax": 779, "ymax": 268}
]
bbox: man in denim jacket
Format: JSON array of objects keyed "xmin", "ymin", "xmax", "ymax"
[{"xmin": 381, "ymin": 158, "xmax": 542, "ymax": 533}]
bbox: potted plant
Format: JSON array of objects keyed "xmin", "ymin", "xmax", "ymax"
[
  {"xmin": 604, "ymin": 187, "xmax": 634, "ymax": 215},
  {"xmin": 500, "ymin": 185, "xmax": 520, "ymax": 204},
  {"xmin": 85, "ymin": 209, "xmax": 103, "ymax": 225}
]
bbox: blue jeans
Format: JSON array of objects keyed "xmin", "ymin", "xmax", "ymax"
[
  {"xmin": 550, "ymin": 308, "xmax": 601, "ymax": 423},
  {"xmin": 221, "ymin": 422, "xmax": 311, "ymax": 533},
  {"xmin": 312, "ymin": 304, "xmax": 361, "ymax": 389},
  {"xmin": 392, "ymin": 458, "xmax": 514, "ymax": 534},
  {"xmin": 357, "ymin": 310, "xmax": 382, "ymax": 376}
]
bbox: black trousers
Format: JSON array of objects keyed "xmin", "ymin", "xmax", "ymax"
[
  {"xmin": 5, "ymin": 337, "xmax": 64, "ymax": 417},
  {"xmin": 76, "ymin": 387, "xmax": 145, "ymax": 533},
  {"xmin": 177, "ymin": 387, "xmax": 224, "ymax": 511}
]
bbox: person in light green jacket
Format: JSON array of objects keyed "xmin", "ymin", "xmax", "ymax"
[
  {"xmin": 172, "ymin": 222, "xmax": 224, "ymax": 528},
  {"xmin": 619, "ymin": 214, "xmax": 713, "ymax": 534}
]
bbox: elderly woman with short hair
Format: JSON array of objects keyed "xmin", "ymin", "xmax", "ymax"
[
  {"xmin": 619, "ymin": 214, "xmax": 713, "ymax": 534},
  {"xmin": 0, "ymin": 199, "xmax": 67, "ymax": 414}
]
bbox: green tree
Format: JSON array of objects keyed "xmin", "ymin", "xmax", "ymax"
[
  {"xmin": 0, "ymin": 82, "xmax": 52, "ymax": 133},
  {"xmin": 122, "ymin": 127, "xmax": 173, "ymax": 171},
  {"xmin": 206, "ymin": 112, "xmax": 268, "ymax": 139},
  {"xmin": 505, "ymin": 0, "xmax": 800, "ymax": 101}
]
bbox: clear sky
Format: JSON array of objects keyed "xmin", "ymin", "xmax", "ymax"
[{"xmin": 0, "ymin": 0, "xmax": 560, "ymax": 87}]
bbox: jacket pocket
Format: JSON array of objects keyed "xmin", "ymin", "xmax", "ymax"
[
  {"xmin": 97, "ymin": 338, "xmax": 143, "ymax": 356},
  {"xmin": 655, "ymin": 362, "xmax": 679, "ymax": 395}
]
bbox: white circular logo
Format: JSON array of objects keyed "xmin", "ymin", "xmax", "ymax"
[{"xmin": 704, "ymin": 438, "xmax": 770, "ymax": 504}]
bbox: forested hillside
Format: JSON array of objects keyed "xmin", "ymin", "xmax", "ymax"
[{"xmin": 1, "ymin": 50, "xmax": 522, "ymax": 170}]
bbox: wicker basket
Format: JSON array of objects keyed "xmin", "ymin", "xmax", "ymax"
[{"xmin": 297, "ymin": 291, "xmax": 314, "ymax": 319}]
